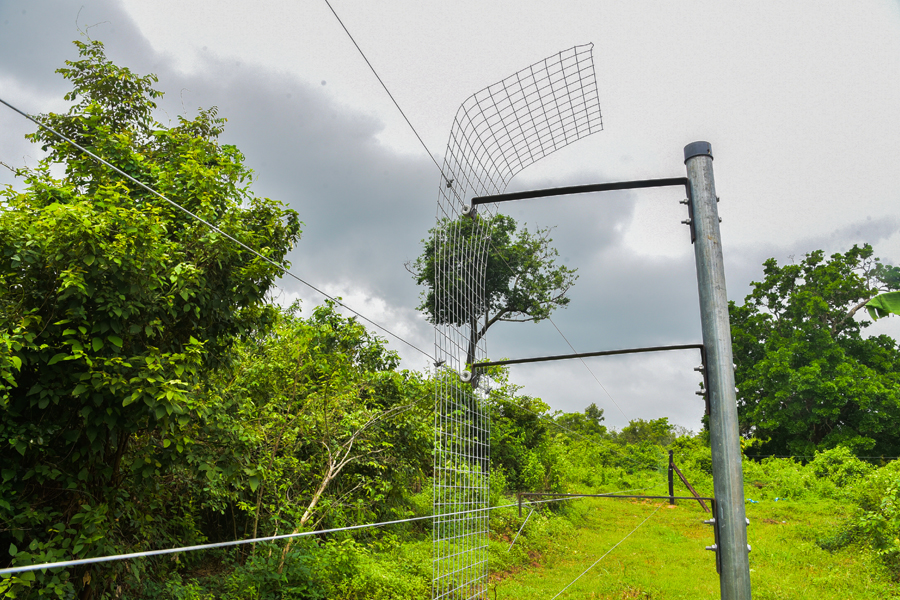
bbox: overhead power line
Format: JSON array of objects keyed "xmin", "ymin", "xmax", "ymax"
[
  {"xmin": 321, "ymin": 2, "xmax": 620, "ymax": 426},
  {"xmin": 0, "ymin": 96, "xmax": 436, "ymax": 364},
  {"xmin": 321, "ymin": 0, "xmax": 447, "ymax": 182}
]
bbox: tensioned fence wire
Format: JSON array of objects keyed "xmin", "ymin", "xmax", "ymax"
[
  {"xmin": 431, "ymin": 44, "xmax": 602, "ymax": 600},
  {"xmin": 0, "ymin": 486, "xmax": 652, "ymax": 576},
  {"xmin": 549, "ymin": 501, "xmax": 665, "ymax": 600}
]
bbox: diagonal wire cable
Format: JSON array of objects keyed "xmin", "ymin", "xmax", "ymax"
[
  {"xmin": 481, "ymin": 232, "xmax": 628, "ymax": 422},
  {"xmin": 0, "ymin": 96, "xmax": 436, "ymax": 364},
  {"xmin": 547, "ymin": 316, "xmax": 628, "ymax": 420},
  {"xmin": 549, "ymin": 501, "xmax": 664, "ymax": 600},
  {"xmin": 508, "ymin": 507, "xmax": 535, "ymax": 552},
  {"xmin": 319, "ymin": 4, "xmax": 614, "ymax": 425},
  {"xmin": 0, "ymin": 484, "xmax": 655, "ymax": 576},
  {"xmin": 321, "ymin": 0, "xmax": 447, "ymax": 182},
  {"xmin": 0, "ymin": 502, "xmax": 517, "ymax": 576}
]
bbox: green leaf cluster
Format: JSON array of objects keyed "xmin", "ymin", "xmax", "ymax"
[
  {"xmin": 409, "ymin": 214, "xmax": 577, "ymax": 364},
  {"xmin": 0, "ymin": 40, "xmax": 299, "ymax": 598}
]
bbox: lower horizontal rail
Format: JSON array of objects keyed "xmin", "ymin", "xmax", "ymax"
[{"xmin": 517, "ymin": 492, "xmax": 715, "ymax": 517}]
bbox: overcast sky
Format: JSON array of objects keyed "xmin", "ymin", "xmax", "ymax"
[{"xmin": 2, "ymin": 0, "xmax": 899, "ymax": 431}]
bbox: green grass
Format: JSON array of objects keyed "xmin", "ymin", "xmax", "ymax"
[{"xmin": 489, "ymin": 494, "xmax": 899, "ymax": 599}]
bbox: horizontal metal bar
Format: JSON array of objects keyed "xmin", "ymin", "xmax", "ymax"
[
  {"xmin": 471, "ymin": 177, "xmax": 690, "ymax": 206},
  {"xmin": 475, "ymin": 343, "xmax": 703, "ymax": 368},
  {"xmin": 520, "ymin": 493, "xmax": 714, "ymax": 502}
]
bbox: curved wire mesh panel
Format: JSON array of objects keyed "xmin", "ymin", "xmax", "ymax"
[{"xmin": 431, "ymin": 44, "xmax": 603, "ymax": 599}]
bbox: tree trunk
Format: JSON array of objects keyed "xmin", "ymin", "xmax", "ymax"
[{"xmin": 276, "ymin": 458, "xmax": 337, "ymax": 574}]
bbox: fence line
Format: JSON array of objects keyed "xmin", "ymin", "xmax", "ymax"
[{"xmin": 0, "ymin": 485, "xmax": 649, "ymax": 576}]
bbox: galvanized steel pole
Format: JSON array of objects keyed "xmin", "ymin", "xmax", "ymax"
[{"xmin": 684, "ymin": 142, "xmax": 752, "ymax": 599}]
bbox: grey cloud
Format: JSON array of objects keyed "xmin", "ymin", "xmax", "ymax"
[
  {"xmin": 5, "ymin": 0, "xmax": 895, "ymax": 435},
  {"xmin": 0, "ymin": 1, "xmax": 162, "ymax": 95},
  {"xmin": 0, "ymin": 0, "xmax": 173, "ymax": 190}
]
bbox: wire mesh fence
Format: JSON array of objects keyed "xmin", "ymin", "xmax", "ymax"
[{"xmin": 431, "ymin": 43, "xmax": 602, "ymax": 599}]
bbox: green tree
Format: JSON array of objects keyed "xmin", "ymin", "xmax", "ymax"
[
  {"xmin": 408, "ymin": 213, "xmax": 577, "ymax": 368},
  {"xmin": 614, "ymin": 418, "xmax": 676, "ymax": 447},
  {"xmin": 730, "ymin": 244, "xmax": 900, "ymax": 457},
  {"xmin": 199, "ymin": 303, "xmax": 432, "ymax": 569},
  {"xmin": 554, "ymin": 402, "xmax": 607, "ymax": 438},
  {"xmin": 483, "ymin": 370, "xmax": 560, "ymax": 492},
  {"xmin": 0, "ymin": 40, "xmax": 300, "ymax": 597}
]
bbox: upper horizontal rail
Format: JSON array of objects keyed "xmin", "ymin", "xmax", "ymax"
[
  {"xmin": 470, "ymin": 177, "xmax": 690, "ymax": 206},
  {"xmin": 475, "ymin": 343, "xmax": 704, "ymax": 369}
]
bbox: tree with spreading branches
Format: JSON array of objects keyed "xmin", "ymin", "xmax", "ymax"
[
  {"xmin": 730, "ymin": 244, "xmax": 900, "ymax": 456},
  {"xmin": 408, "ymin": 213, "xmax": 577, "ymax": 368},
  {"xmin": 0, "ymin": 40, "xmax": 300, "ymax": 597}
]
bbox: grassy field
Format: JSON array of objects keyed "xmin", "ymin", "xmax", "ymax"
[{"xmin": 490, "ymin": 494, "xmax": 899, "ymax": 599}]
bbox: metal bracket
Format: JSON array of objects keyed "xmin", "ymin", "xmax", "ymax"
[
  {"xmin": 684, "ymin": 188, "xmax": 697, "ymax": 244},
  {"xmin": 703, "ymin": 512, "xmax": 723, "ymax": 574}
]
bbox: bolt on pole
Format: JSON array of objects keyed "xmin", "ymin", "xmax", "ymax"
[{"xmin": 684, "ymin": 141, "xmax": 752, "ymax": 599}]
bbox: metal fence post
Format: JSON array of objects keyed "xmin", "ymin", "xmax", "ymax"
[
  {"xmin": 684, "ymin": 141, "xmax": 752, "ymax": 599},
  {"xmin": 668, "ymin": 450, "xmax": 675, "ymax": 505}
]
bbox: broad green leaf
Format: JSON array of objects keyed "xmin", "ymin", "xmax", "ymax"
[
  {"xmin": 47, "ymin": 353, "xmax": 68, "ymax": 365},
  {"xmin": 108, "ymin": 335, "xmax": 123, "ymax": 348},
  {"xmin": 92, "ymin": 338, "xmax": 104, "ymax": 351}
]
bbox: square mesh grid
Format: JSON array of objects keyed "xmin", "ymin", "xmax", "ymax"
[{"xmin": 432, "ymin": 44, "xmax": 602, "ymax": 600}]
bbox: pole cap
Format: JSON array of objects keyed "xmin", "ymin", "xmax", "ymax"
[{"xmin": 684, "ymin": 141, "xmax": 713, "ymax": 163}]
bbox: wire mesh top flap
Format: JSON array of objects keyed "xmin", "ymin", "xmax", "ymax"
[{"xmin": 441, "ymin": 43, "xmax": 603, "ymax": 211}]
